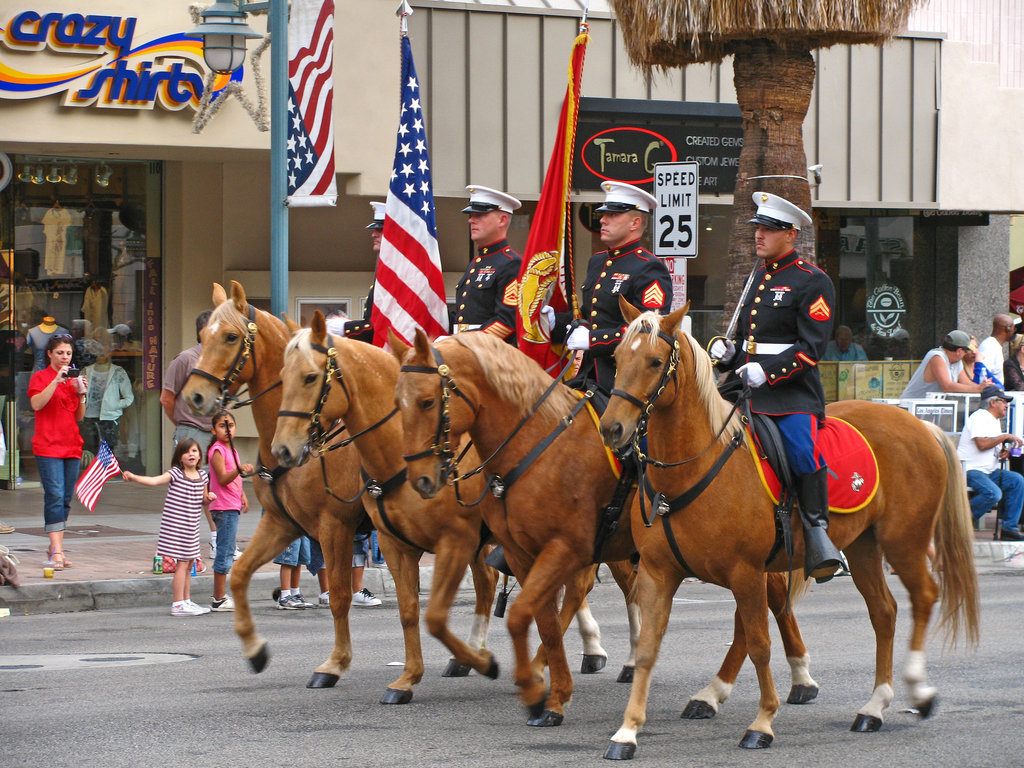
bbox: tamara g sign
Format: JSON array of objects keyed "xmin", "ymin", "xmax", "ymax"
[{"xmin": 0, "ymin": 9, "xmax": 239, "ymax": 111}]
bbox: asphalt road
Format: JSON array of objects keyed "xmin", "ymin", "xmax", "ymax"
[{"xmin": 2, "ymin": 571, "xmax": 1021, "ymax": 768}]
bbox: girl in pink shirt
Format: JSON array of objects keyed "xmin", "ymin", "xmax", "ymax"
[{"xmin": 207, "ymin": 410, "xmax": 253, "ymax": 611}]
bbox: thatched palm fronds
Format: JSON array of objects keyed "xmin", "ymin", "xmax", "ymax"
[{"xmin": 612, "ymin": 0, "xmax": 920, "ymax": 67}]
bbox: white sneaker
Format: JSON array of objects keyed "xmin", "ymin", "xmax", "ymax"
[
  {"xmin": 318, "ymin": 593, "xmax": 330, "ymax": 608},
  {"xmin": 211, "ymin": 595, "xmax": 235, "ymax": 611},
  {"xmin": 234, "ymin": 548, "xmax": 244, "ymax": 558},
  {"xmin": 171, "ymin": 601, "xmax": 208, "ymax": 617},
  {"xmin": 290, "ymin": 593, "xmax": 315, "ymax": 609},
  {"xmin": 352, "ymin": 588, "xmax": 382, "ymax": 607},
  {"xmin": 185, "ymin": 599, "xmax": 211, "ymax": 615}
]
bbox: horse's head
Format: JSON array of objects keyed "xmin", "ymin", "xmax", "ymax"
[
  {"xmin": 183, "ymin": 280, "xmax": 258, "ymax": 416},
  {"xmin": 392, "ymin": 328, "xmax": 478, "ymax": 499},
  {"xmin": 271, "ymin": 311, "xmax": 348, "ymax": 467},
  {"xmin": 601, "ymin": 296, "xmax": 690, "ymax": 450}
]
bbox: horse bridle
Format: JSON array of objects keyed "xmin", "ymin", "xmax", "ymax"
[{"xmin": 188, "ymin": 304, "xmax": 259, "ymax": 410}]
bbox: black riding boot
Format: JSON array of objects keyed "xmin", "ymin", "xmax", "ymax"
[
  {"xmin": 484, "ymin": 545, "xmax": 514, "ymax": 576},
  {"xmin": 797, "ymin": 467, "xmax": 843, "ymax": 583}
]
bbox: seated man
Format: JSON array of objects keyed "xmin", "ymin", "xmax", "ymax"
[
  {"xmin": 957, "ymin": 385, "xmax": 1024, "ymax": 540},
  {"xmin": 822, "ymin": 325, "xmax": 867, "ymax": 361}
]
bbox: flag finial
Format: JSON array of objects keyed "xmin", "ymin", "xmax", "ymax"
[{"xmin": 396, "ymin": 0, "xmax": 413, "ymax": 33}]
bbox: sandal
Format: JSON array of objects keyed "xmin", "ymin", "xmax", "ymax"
[{"xmin": 52, "ymin": 551, "xmax": 71, "ymax": 570}]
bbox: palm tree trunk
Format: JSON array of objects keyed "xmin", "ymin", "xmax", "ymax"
[{"xmin": 723, "ymin": 39, "xmax": 816, "ymax": 332}]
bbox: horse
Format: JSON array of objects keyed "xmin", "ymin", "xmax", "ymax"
[
  {"xmin": 392, "ymin": 329, "xmax": 822, "ymax": 727},
  {"xmin": 270, "ymin": 311, "xmax": 641, "ymax": 685},
  {"xmin": 598, "ymin": 299, "xmax": 980, "ymax": 757}
]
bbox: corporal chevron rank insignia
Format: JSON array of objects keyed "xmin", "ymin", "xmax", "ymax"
[
  {"xmin": 809, "ymin": 295, "xmax": 831, "ymax": 321},
  {"xmin": 502, "ymin": 280, "xmax": 519, "ymax": 306},
  {"xmin": 642, "ymin": 282, "xmax": 666, "ymax": 308}
]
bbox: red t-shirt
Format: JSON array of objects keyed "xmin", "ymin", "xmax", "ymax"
[{"xmin": 29, "ymin": 367, "xmax": 84, "ymax": 459}]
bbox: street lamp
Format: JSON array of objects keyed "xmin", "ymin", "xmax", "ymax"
[{"xmin": 189, "ymin": 0, "xmax": 289, "ymax": 318}]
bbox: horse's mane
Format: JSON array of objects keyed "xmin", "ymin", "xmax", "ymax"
[
  {"xmin": 442, "ymin": 333, "xmax": 577, "ymax": 421},
  {"xmin": 623, "ymin": 312, "xmax": 743, "ymax": 444},
  {"xmin": 286, "ymin": 329, "xmax": 394, "ymax": 381}
]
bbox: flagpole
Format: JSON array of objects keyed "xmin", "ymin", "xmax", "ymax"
[{"xmin": 269, "ymin": 0, "xmax": 289, "ymax": 318}]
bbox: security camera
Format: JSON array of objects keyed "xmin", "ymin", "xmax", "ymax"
[{"xmin": 807, "ymin": 164, "xmax": 823, "ymax": 185}]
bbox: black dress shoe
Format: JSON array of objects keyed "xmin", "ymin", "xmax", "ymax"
[{"xmin": 999, "ymin": 528, "xmax": 1024, "ymax": 541}]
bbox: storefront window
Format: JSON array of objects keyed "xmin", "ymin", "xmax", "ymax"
[{"xmin": 0, "ymin": 157, "xmax": 160, "ymax": 488}]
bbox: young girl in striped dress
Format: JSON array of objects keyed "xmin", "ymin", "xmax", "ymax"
[{"xmin": 123, "ymin": 438, "xmax": 216, "ymax": 617}]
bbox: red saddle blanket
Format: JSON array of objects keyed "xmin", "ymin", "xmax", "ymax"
[{"xmin": 748, "ymin": 417, "xmax": 879, "ymax": 514}]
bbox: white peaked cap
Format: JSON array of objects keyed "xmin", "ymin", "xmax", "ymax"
[
  {"xmin": 748, "ymin": 191, "xmax": 813, "ymax": 231},
  {"xmin": 462, "ymin": 185, "xmax": 522, "ymax": 214},
  {"xmin": 366, "ymin": 201, "xmax": 385, "ymax": 229},
  {"xmin": 596, "ymin": 181, "xmax": 658, "ymax": 214}
]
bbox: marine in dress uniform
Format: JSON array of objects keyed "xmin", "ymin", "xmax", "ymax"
[
  {"xmin": 335, "ymin": 201, "xmax": 384, "ymax": 344},
  {"xmin": 552, "ymin": 181, "xmax": 671, "ymax": 403},
  {"xmin": 453, "ymin": 185, "xmax": 522, "ymax": 344},
  {"xmin": 712, "ymin": 191, "xmax": 843, "ymax": 582}
]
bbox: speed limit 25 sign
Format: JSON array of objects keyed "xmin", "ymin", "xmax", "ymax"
[{"xmin": 653, "ymin": 162, "xmax": 699, "ymax": 258}]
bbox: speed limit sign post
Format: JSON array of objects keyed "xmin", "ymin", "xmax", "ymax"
[{"xmin": 653, "ymin": 161, "xmax": 699, "ymax": 258}]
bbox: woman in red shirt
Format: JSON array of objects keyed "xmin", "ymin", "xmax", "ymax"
[{"xmin": 29, "ymin": 334, "xmax": 87, "ymax": 570}]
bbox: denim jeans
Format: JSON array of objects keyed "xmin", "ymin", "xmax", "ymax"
[
  {"xmin": 172, "ymin": 424, "xmax": 212, "ymax": 449},
  {"xmin": 306, "ymin": 538, "xmax": 324, "ymax": 576},
  {"xmin": 37, "ymin": 456, "xmax": 80, "ymax": 532},
  {"xmin": 967, "ymin": 468, "xmax": 1024, "ymax": 532},
  {"xmin": 211, "ymin": 509, "xmax": 239, "ymax": 574},
  {"xmin": 273, "ymin": 536, "xmax": 311, "ymax": 566}
]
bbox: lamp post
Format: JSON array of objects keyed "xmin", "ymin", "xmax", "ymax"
[{"xmin": 189, "ymin": 0, "xmax": 290, "ymax": 318}]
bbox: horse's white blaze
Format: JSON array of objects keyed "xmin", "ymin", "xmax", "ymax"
[
  {"xmin": 859, "ymin": 682, "xmax": 894, "ymax": 719},
  {"xmin": 902, "ymin": 650, "xmax": 936, "ymax": 705},
  {"xmin": 208, "ymin": 320, "xmax": 220, "ymax": 335},
  {"xmin": 467, "ymin": 614, "xmax": 489, "ymax": 650},
  {"xmin": 787, "ymin": 653, "xmax": 817, "ymax": 687},
  {"xmin": 629, "ymin": 337, "xmax": 643, "ymax": 351},
  {"xmin": 625, "ymin": 602, "xmax": 641, "ymax": 666},
  {"xmin": 399, "ymin": 394, "xmax": 410, "ymax": 409},
  {"xmin": 691, "ymin": 675, "xmax": 733, "ymax": 709},
  {"xmin": 611, "ymin": 726, "xmax": 638, "ymax": 745},
  {"xmin": 575, "ymin": 603, "xmax": 606, "ymax": 657}
]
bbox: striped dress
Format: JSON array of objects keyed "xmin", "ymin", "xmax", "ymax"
[{"xmin": 156, "ymin": 467, "xmax": 208, "ymax": 561}]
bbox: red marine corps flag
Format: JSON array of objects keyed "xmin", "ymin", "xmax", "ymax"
[
  {"xmin": 371, "ymin": 8, "xmax": 448, "ymax": 347},
  {"xmin": 515, "ymin": 23, "xmax": 589, "ymax": 375},
  {"xmin": 285, "ymin": 0, "xmax": 338, "ymax": 207}
]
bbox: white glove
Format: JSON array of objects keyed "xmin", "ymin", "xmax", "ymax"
[
  {"xmin": 566, "ymin": 326, "xmax": 591, "ymax": 350},
  {"xmin": 736, "ymin": 362, "xmax": 767, "ymax": 388},
  {"xmin": 324, "ymin": 318, "xmax": 348, "ymax": 337},
  {"xmin": 540, "ymin": 305, "xmax": 555, "ymax": 334},
  {"xmin": 709, "ymin": 339, "xmax": 735, "ymax": 364}
]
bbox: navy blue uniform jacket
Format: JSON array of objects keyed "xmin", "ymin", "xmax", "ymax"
[{"xmin": 453, "ymin": 238, "xmax": 521, "ymax": 343}]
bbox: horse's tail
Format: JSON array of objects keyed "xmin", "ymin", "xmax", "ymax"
[{"xmin": 923, "ymin": 420, "xmax": 980, "ymax": 649}]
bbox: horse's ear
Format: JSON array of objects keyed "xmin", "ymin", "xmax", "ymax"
[
  {"xmin": 662, "ymin": 301, "xmax": 691, "ymax": 335},
  {"xmin": 229, "ymin": 280, "xmax": 248, "ymax": 314},
  {"xmin": 389, "ymin": 330, "xmax": 410, "ymax": 363},
  {"xmin": 311, "ymin": 311, "xmax": 327, "ymax": 345},
  {"xmin": 618, "ymin": 295, "xmax": 642, "ymax": 324},
  {"xmin": 281, "ymin": 313, "xmax": 300, "ymax": 334},
  {"xmin": 413, "ymin": 327, "xmax": 432, "ymax": 361},
  {"xmin": 212, "ymin": 282, "xmax": 227, "ymax": 305}
]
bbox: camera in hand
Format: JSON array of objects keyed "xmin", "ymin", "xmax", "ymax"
[{"xmin": 65, "ymin": 366, "xmax": 80, "ymax": 379}]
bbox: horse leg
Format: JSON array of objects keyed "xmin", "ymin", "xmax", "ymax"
[
  {"xmin": 843, "ymin": 533, "xmax": 898, "ymax": 732},
  {"xmin": 605, "ymin": 558, "xmax": 640, "ymax": 682},
  {"xmin": 681, "ymin": 606, "xmax": 745, "ymax": 720},
  {"xmin": 377, "ymin": 535, "xmax": 424, "ymax": 704},
  {"xmin": 427, "ymin": 539, "xmax": 500, "ymax": 680},
  {"xmin": 531, "ymin": 565, "xmax": 606, "ymax": 675},
  {"xmin": 768, "ymin": 572, "xmax": 819, "ymax": 705},
  {"xmin": 732, "ymin": 574, "xmax": 779, "ymax": 749},
  {"xmin": 307, "ymin": 516, "xmax": 356, "ymax": 689},
  {"xmin": 605, "ymin": 562, "xmax": 681, "ymax": 760},
  {"xmin": 229, "ymin": 510, "xmax": 300, "ymax": 674}
]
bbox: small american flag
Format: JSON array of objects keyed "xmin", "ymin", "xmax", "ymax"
[
  {"xmin": 285, "ymin": 0, "xmax": 337, "ymax": 207},
  {"xmin": 75, "ymin": 440, "xmax": 121, "ymax": 513},
  {"xmin": 371, "ymin": 32, "xmax": 448, "ymax": 347}
]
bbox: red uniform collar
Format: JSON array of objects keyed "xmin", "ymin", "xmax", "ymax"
[
  {"xmin": 763, "ymin": 250, "xmax": 801, "ymax": 274},
  {"xmin": 603, "ymin": 239, "xmax": 644, "ymax": 258},
  {"xmin": 477, "ymin": 239, "xmax": 511, "ymax": 257}
]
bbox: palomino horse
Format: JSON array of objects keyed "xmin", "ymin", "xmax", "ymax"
[
  {"xmin": 393, "ymin": 330, "xmax": 821, "ymax": 727},
  {"xmin": 598, "ymin": 300, "xmax": 980, "ymax": 757},
  {"xmin": 271, "ymin": 312, "xmax": 639, "ymax": 683}
]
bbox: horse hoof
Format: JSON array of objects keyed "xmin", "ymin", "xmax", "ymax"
[
  {"xmin": 380, "ymin": 687, "xmax": 413, "ymax": 705},
  {"xmin": 526, "ymin": 698, "xmax": 546, "ymax": 720},
  {"xmin": 248, "ymin": 644, "xmax": 270, "ymax": 674},
  {"xmin": 616, "ymin": 665, "xmax": 634, "ymax": 683},
  {"xmin": 581, "ymin": 654, "xmax": 607, "ymax": 674},
  {"xmin": 680, "ymin": 699, "xmax": 716, "ymax": 720},
  {"xmin": 603, "ymin": 741, "xmax": 636, "ymax": 760},
  {"xmin": 786, "ymin": 684, "xmax": 819, "ymax": 704},
  {"xmin": 306, "ymin": 672, "xmax": 339, "ymax": 689},
  {"xmin": 483, "ymin": 656, "xmax": 500, "ymax": 680},
  {"xmin": 916, "ymin": 695, "xmax": 937, "ymax": 719},
  {"xmin": 850, "ymin": 713, "xmax": 882, "ymax": 732},
  {"xmin": 527, "ymin": 710, "xmax": 564, "ymax": 727},
  {"xmin": 739, "ymin": 730, "xmax": 773, "ymax": 749},
  {"xmin": 442, "ymin": 659, "xmax": 471, "ymax": 678}
]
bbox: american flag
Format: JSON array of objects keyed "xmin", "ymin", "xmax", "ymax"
[
  {"xmin": 75, "ymin": 440, "xmax": 121, "ymax": 513},
  {"xmin": 371, "ymin": 33, "xmax": 448, "ymax": 347},
  {"xmin": 285, "ymin": 0, "xmax": 337, "ymax": 207}
]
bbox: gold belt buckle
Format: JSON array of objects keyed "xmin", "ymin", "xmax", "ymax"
[
  {"xmin": 456, "ymin": 324, "xmax": 468, "ymax": 334},
  {"xmin": 748, "ymin": 341, "xmax": 757, "ymax": 355}
]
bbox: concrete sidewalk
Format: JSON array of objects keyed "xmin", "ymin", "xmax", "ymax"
[{"xmin": 0, "ymin": 479, "xmax": 1021, "ymax": 615}]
